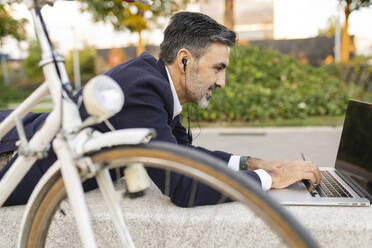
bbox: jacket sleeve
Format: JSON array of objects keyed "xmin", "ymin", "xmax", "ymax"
[{"xmin": 168, "ymin": 115, "xmax": 262, "ymax": 204}]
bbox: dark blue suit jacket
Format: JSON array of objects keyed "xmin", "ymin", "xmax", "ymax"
[{"xmin": 0, "ymin": 52, "xmax": 260, "ymax": 207}]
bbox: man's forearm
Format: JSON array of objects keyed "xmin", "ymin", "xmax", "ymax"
[{"xmin": 245, "ymin": 157, "xmax": 321, "ymax": 189}]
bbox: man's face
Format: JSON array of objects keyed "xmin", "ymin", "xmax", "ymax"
[{"xmin": 186, "ymin": 43, "xmax": 230, "ymax": 109}]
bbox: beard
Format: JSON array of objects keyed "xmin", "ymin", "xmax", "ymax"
[{"xmin": 186, "ymin": 65, "xmax": 213, "ymax": 109}]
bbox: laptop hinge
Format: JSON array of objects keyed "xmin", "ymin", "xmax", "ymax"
[{"xmin": 335, "ymin": 170, "xmax": 372, "ymax": 201}]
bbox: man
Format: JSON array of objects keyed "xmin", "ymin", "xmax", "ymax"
[{"xmin": 0, "ymin": 11, "xmax": 320, "ymax": 207}]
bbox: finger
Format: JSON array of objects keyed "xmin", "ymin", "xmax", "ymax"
[
  {"xmin": 307, "ymin": 162, "xmax": 321, "ymax": 185},
  {"xmin": 302, "ymin": 172, "xmax": 318, "ymax": 185},
  {"xmin": 299, "ymin": 161, "xmax": 321, "ymax": 185}
]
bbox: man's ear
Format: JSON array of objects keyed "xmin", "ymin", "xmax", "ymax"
[{"xmin": 176, "ymin": 49, "xmax": 192, "ymax": 74}]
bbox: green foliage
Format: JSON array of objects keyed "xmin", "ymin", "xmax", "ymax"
[
  {"xmin": 21, "ymin": 41, "xmax": 96, "ymax": 87},
  {"xmin": 339, "ymin": 0, "xmax": 372, "ymax": 13},
  {"xmin": 184, "ymin": 45, "xmax": 370, "ymax": 122},
  {"xmin": 323, "ymin": 59, "xmax": 372, "ymax": 92},
  {"xmin": 65, "ymin": 46, "xmax": 97, "ymax": 85},
  {"xmin": 0, "ymin": 81, "xmax": 31, "ymax": 108},
  {"xmin": 78, "ymin": 0, "xmax": 188, "ymax": 33},
  {"xmin": 21, "ymin": 40, "xmax": 43, "ymax": 84},
  {"xmin": 0, "ymin": 4, "xmax": 27, "ymax": 44},
  {"xmin": 317, "ymin": 16, "xmax": 338, "ymax": 37}
]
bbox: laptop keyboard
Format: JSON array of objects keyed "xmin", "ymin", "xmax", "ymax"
[{"xmin": 315, "ymin": 171, "xmax": 353, "ymax": 198}]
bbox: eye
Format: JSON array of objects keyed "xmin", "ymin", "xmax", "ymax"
[
  {"xmin": 213, "ymin": 63, "xmax": 226, "ymax": 72},
  {"xmin": 214, "ymin": 66, "xmax": 223, "ymax": 72}
]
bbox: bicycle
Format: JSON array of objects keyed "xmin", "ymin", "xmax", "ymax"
[{"xmin": 0, "ymin": 0, "xmax": 319, "ymax": 247}]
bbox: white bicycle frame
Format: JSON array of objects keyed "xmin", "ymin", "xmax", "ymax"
[{"xmin": 0, "ymin": 1, "xmax": 153, "ymax": 247}]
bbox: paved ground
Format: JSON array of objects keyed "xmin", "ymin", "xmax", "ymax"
[{"xmin": 192, "ymin": 126, "xmax": 342, "ymax": 167}]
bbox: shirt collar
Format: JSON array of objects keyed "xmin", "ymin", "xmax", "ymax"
[{"xmin": 165, "ymin": 66, "xmax": 182, "ymax": 119}]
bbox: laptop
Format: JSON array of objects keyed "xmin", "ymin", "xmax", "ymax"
[{"xmin": 268, "ymin": 99, "xmax": 372, "ymax": 206}]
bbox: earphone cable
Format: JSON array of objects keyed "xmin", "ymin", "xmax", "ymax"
[{"xmin": 185, "ymin": 70, "xmax": 193, "ymax": 144}]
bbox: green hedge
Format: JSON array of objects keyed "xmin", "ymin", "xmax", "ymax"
[
  {"xmin": 0, "ymin": 82, "xmax": 31, "ymax": 108},
  {"xmin": 65, "ymin": 46, "xmax": 97, "ymax": 87},
  {"xmin": 323, "ymin": 62, "xmax": 372, "ymax": 91},
  {"xmin": 184, "ymin": 45, "xmax": 370, "ymax": 122}
]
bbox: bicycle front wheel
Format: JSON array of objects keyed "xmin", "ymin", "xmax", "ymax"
[{"xmin": 20, "ymin": 141, "xmax": 318, "ymax": 248}]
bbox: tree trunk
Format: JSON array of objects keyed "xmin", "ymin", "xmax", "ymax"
[
  {"xmin": 224, "ymin": 0, "xmax": 234, "ymax": 30},
  {"xmin": 341, "ymin": 0, "xmax": 351, "ymax": 62},
  {"xmin": 137, "ymin": 31, "xmax": 145, "ymax": 56}
]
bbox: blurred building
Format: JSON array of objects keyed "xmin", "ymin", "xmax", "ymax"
[
  {"xmin": 0, "ymin": 53, "xmax": 25, "ymax": 86},
  {"xmin": 251, "ymin": 36, "xmax": 335, "ymax": 66},
  {"xmin": 194, "ymin": 0, "xmax": 274, "ymax": 41},
  {"xmin": 356, "ymin": 37, "xmax": 372, "ymax": 56}
]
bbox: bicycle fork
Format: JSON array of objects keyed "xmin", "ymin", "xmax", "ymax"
[
  {"xmin": 53, "ymin": 136, "xmax": 97, "ymax": 248},
  {"xmin": 53, "ymin": 135, "xmax": 139, "ymax": 248}
]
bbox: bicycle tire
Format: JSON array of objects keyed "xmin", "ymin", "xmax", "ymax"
[{"xmin": 20, "ymin": 141, "xmax": 318, "ymax": 248}]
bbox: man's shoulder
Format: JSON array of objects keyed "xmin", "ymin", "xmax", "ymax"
[
  {"xmin": 105, "ymin": 52, "xmax": 166, "ymax": 84},
  {"xmin": 103, "ymin": 52, "xmax": 172, "ymax": 103}
]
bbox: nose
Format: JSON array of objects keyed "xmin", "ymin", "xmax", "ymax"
[{"xmin": 215, "ymin": 72, "xmax": 226, "ymax": 89}]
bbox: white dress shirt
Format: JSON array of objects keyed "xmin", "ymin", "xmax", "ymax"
[{"xmin": 165, "ymin": 66, "xmax": 272, "ymax": 191}]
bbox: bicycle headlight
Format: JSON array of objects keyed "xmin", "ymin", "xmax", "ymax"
[{"xmin": 83, "ymin": 75, "xmax": 124, "ymax": 122}]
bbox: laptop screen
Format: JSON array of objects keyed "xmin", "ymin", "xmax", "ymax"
[{"xmin": 335, "ymin": 100, "xmax": 372, "ymax": 199}]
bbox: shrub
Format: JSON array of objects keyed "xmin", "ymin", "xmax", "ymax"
[
  {"xmin": 65, "ymin": 46, "xmax": 97, "ymax": 87},
  {"xmin": 323, "ymin": 60, "xmax": 372, "ymax": 92},
  {"xmin": 184, "ymin": 45, "xmax": 369, "ymax": 122},
  {"xmin": 21, "ymin": 40, "xmax": 44, "ymax": 85},
  {"xmin": 0, "ymin": 82, "xmax": 31, "ymax": 108}
]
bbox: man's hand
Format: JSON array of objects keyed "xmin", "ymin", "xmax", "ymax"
[{"xmin": 246, "ymin": 158, "xmax": 321, "ymax": 189}]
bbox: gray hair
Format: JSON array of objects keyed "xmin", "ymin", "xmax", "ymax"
[{"xmin": 159, "ymin": 11, "xmax": 237, "ymax": 64}]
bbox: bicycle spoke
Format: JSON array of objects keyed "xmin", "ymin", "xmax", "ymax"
[
  {"xmin": 115, "ymin": 168, "xmax": 121, "ymax": 185},
  {"xmin": 164, "ymin": 169, "xmax": 171, "ymax": 197},
  {"xmin": 187, "ymin": 179, "xmax": 199, "ymax": 207},
  {"xmin": 216, "ymin": 194, "xmax": 227, "ymax": 204},
  {"xmin": 96, "ymin": 168, "xmax": 135, "ymax": 247}
]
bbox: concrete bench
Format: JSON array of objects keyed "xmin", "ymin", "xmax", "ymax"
[
  {"xmin": 2, "ymin": 127, "xmax": 371, "ymax": 247},
  {"xmin": 1, "ymin": 181, "xmax": 372, "ymax": 248}
]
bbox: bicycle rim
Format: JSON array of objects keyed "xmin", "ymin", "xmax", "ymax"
[{"xmin": 21, "ymin": 141, "xmax": 318, "ymax": 248}]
